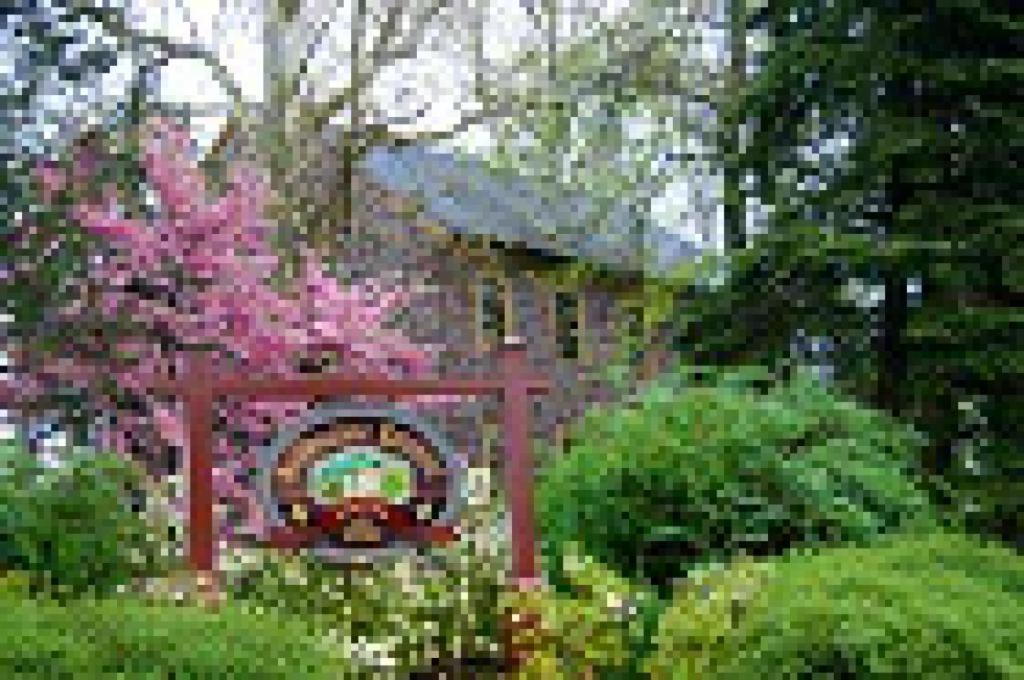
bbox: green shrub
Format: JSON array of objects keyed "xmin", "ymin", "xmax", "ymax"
[
  {"xmin": 505, "ymin": 545, "xmax": 661, "ymax": 679},
  {"xmin": 0, "ymin": 592, "xmax": 348, "ymax": 678},
  {"xmin": 942, "ymin": 442, "xmax": 1024, "ymax": 551},
  {"xmin": 536, "ymin": 367, "xmax": 938, "ymax": 591},
  {"xmin": 647, "ymin": 531, "xmax": 1024, "ymax": 679},
  {"xmin": 0, "ymin": 441, "xmax": 169, "ymax": 596}
]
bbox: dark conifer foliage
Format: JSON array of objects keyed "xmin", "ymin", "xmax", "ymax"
[{"xmin": 687, "ymin": 1, "xmax": 1023, "ymax": 544}]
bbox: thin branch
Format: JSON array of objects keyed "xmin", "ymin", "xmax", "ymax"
[
  {"xmin": 290, "ymin": 0, "xmax": 341, "ymax": 104},
  {"xmin": 70, "ymin": 4, "xmax": 245, "ymax": 107},
  {"xmin": 384, "ymin": 101, "xmax": 504, "ymax": 147},
  {"xmin": 288, "ymin": 0, "xmax": 399, "ymax": 124},
  {"xmin": 303, "ymin": 80, "xmax": 361, "ymax": 134},
  {"xmin": 176, "ymin": 0, "xmax": 205, "ymax": 47},
  {"xmin": 368, "ymin": 1, "xmax": 409, "ymax": 68},
  {"xmin": 368, "ymin": 0, "xmax": 454, "ymax": 74},
  {"xmin": 295, "ymin": 0, "xmax": 453, "ymax": 134}
]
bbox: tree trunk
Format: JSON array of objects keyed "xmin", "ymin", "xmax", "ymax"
[
  {"xmin": 877, "ymin": 272, "xmax": 908, "ymax": 414},
  {"xmin": 340, "ymin": 0, "xmax": 367, "ymax": 248},
  {"xmin": 876, "ymin": 156, "xmax": 908, "ymax": 415},
  {"xmin": 723, "ymin": 0, "xmax": 747, "ymax": 253}
]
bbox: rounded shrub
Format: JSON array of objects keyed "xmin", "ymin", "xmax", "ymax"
[
  {"xmin": 0, "ymin": 593, "xmax": 349, "ymax": 678},
  {"xmin": 0, "ymin": 441, "xmax": 169, "ymax": 596},
  {"xmin": 535, "ymin": 368, "xmax": 938, "ymax": 590},
  {"xmin": 647, "ymin": 531, "xmax": 1024, "ymax": 679}
]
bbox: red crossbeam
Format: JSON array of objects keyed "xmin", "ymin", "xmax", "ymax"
[{"xmin": 147, "ymin": 375, "xmax": 550, "ymax": 399}]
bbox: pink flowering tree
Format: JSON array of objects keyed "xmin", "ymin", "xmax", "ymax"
[{"xmin": 12, "ymin": 117, "xmax": 443, "ymax": 540}]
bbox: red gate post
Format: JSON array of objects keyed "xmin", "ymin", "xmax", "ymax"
[
  {"xmin": 499, "ymin": 336, "xmax": 542, "ymax": 668},
  {"xmin": 500, "ymin": 337, "xmax": 539, "ymax": 584},
  {"xmin": 182, "ymin": 351, "xmax": 216, "ymax": 581}
]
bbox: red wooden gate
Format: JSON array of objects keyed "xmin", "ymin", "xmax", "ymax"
[{"xmin": 146, "ymin": 337, "xmax": 549, "ymax": 586}]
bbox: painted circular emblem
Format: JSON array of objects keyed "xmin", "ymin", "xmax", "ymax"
[
  {"xmin": 263, "ymin": 407, "xmax": 462, "ymax": 557},
  {"xmin": 307, "ymin": 447, "xmax": 415, "ymax": 506}
]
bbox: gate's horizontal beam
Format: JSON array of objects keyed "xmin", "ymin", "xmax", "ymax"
[{"xmin": 147, "ymin": 375, "xmax": 549, "ymax": 399}]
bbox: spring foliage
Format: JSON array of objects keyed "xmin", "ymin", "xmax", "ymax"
[
  {"xmin": 0, "ymin": 442, "xmax": 167, "ymax": 597},
  {"xmin": 536, "ymin": 368, "xmax": 938, "ymax": 590},
  {"xmin": 692, "ymin": 0, "xmax": 1024, "ymax": 545},
  {"xmin": 0, "ymin": 592, "xmax": 349, "ymax": 678},
  {"xmin": 647, "ymin": 531, "xmax": 1024, "ymax": 679}
]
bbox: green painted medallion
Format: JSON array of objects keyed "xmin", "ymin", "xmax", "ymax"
[{"xmin": 307, "ymin": 446, "xmax": 414, "ymax": 504}]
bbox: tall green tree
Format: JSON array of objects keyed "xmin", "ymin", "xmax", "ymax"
[
  {"xmin": 689, "ymin": 0, "xmax": 1023, "ymax": 543},
  {"xmin": 722, "ymin": 0, "xmax": 748, "ymax": 254}
]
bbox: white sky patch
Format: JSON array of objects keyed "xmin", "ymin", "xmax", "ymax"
[
  {"xmin": 652, "ymin": 176, "xmax": 724, "ymax": 253},
  {"xmin": 372, "ymin": 49, "xmax": 476, "ymax": 134},
  {"xmin": 129, "ymin": 0, "xmax": 265, "ymax": 101},
  {"xmin": 158, "ymin": 59, "xmax": 231, "ymax": 106},
  {"xmin": 482, "ymin": 1, "xmax": 538, "ymax": 65},
  {"xmin": 97, "ymin": 52, "xmax": 138, "ymax": 105}
]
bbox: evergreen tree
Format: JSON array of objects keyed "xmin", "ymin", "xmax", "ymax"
[{"xmin": 687, "ymin": 1, "xmax": 1023, "ymax": 544}]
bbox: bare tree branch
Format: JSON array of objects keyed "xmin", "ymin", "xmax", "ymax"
[
  {"xmin": 291, "ymin": 0, "xmax": 341, "ymax": 104},
  {"xmin": 384, "ymin": 98, "xmax": 506, "ymax": 148},
  {"xmin": 69, "ymin": 3, "xmax": 245, "ymax": 106},
  {"xmin": 368, "ymin": 1, "xmax": 409, "ymax": 67},
  {"xmin": 287, "ymin": 0, "xmax": 456, "ymax": 135},
  {"xmin": 368, "ymin": 0, "xmax": 454, "ymax": 74}
]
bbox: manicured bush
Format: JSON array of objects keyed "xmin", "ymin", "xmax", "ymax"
[
  {"xmin": 646, "ymin": 531, "xmax": 1024, "ymax": 679},
  {"xmin": 0, "ymin": 441, "xmax": 169, "ymax": 596},
  {"xmin": 536, "ymin": 367, "xmax": 939, "ymax": 590},
  {"xmin": 0, "ymin": 592, "xmax": 348, "ymax": 678}
]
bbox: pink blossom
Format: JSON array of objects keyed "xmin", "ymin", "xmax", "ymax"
[
  {"xmin": 35, "ymin": 160, "xmax": 66, "ymax": 202},
  {"xmin": 141, "ymin": 118, "xmax": 209, "ymax": 218},
  {"xmin": 17, "ymin": 117, "xmax": 445, "ymax": 541}
]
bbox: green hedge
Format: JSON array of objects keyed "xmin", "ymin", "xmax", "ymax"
[
  {"xmin": 536, "ymin": 368, "xmax": 939, "ymax": 590},
  {"xmin": 0, "ymin": 441, "xmax": 169, "ymax": 596},
  {"xmin": 647, "ymin": 532, "xmax": 1024, "ymax": 679},
  {"xmin": 0, "ymin": 593, "xmax": 348, "ymax": 678}
]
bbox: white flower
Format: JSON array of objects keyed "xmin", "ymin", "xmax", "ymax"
[{"xmin": 344, "ymin": 637, "xmax": 398, "ymax": 669}]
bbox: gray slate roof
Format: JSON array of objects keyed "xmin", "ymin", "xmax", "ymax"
[{"xmin": 358, "ymin": 145, "xmax": 695, "ymax": 276}]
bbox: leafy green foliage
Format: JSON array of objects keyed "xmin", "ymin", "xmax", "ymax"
[
  {"xmin": 0, "ymin": 592, "xmax": 348, "ymax": 678},
  {"xmin": 536, "ymin": 368, "xmax": 938, "ymax": 591},
  {"xmin": 505, "ymin": 545, "xmax": 660, "ymax": 679},
  {"xmin": 218, "ymin": 490, "xmax": 512, "ymax": 676},
  {"xmin": 647, "ymin": 531, "xmax": 1024, "ymax": 679},
  {"xmin": 697, "ymin": 0, "xmax": 1024, "ymax": 545},
  {"xmin": 0, "ymin": 442, "xmax": 169, "ymax": 597}
]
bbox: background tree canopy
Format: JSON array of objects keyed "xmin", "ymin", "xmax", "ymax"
[{"xmin": 680, "ymin": 0, "xmax": 1023, "ymax": 546}]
